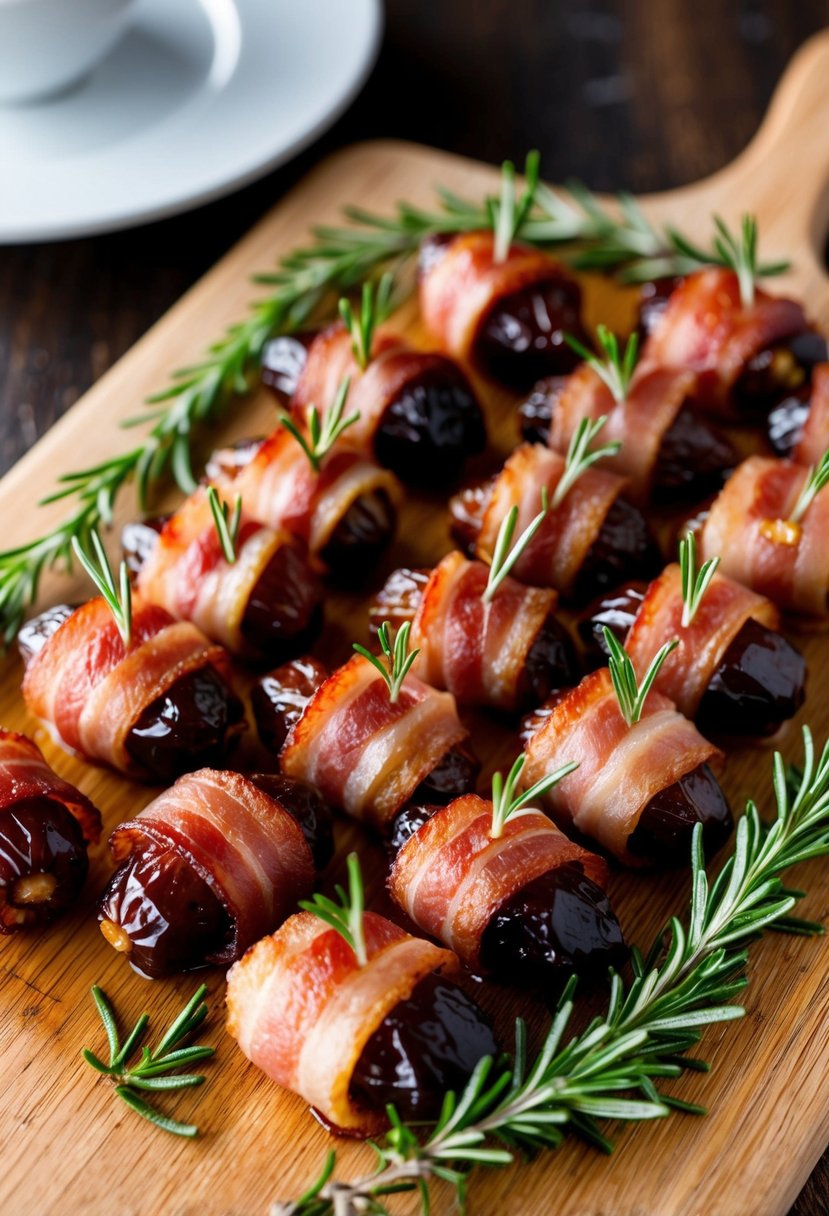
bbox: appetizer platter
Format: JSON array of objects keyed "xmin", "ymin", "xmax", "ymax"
[{"xmin": 2, "ymin": 31, "xmax": 829, "ymax": 1216}]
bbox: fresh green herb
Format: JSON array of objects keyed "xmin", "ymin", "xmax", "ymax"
[
  {"xmin": 490, "ymin": 753, "xmax": 578, "ymax": 839},
  {"xmin": 678, "ymin": 532, "xmax": 720, "ymax": 628},
  {"xmin": 299, "ymin": 852, "xmax": 367, "ymax": 966},
  {"xmin": 273, "ymin": 726, "xmax": 829, "ymax": 1216},
  {"xmin": 279, "ymin": 376, "xmax": 359, "ymax": 473},
  {"xmin": 603, "ymin": 625, "xmax": 678, "ymax": 726},
  {"xmin": 789, "ymin": 448, "xmax": 829, "ymax": 524},
  {"xmin": 492, "ymin": 150, "xmax": 541, "ymax": 262},
  {"xmin": 565, "ymin": 324, "xmax": 639, "ymax": 403},
  {"xmin": 353, "ymin": 620, "xmax": 420, "ymax": 705},
  {"xmin": 338, "ymin": 274, "xmax": 394, "ymax": 369},
  {"xmin": 71, "ymin": 530, "xmax": 132, "ymax": 646},
  {"xmin": 552, "ymin": 415, "xmax": 621, "ymax": 508},
  {"xmin": 483, "ymin": 488, "xmax": 548, "ymax": 603},
  {"xmin": 82, "ymin": 984, "xmax": 215, "ymax": 1138},
  {"xmin": 207, "ymin": 487, "xmax": 242, "ymax": 565}
]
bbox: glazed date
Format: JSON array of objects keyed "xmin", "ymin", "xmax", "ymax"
[
  {"xmin": 628, "ymin": 764, "xmax": 732, "ymax": 865},
  {"xmin": 317, "ymin": 488, "xmax": 397, "ymax": 578},
  {"xmin": 731, "ymin": 331, "xmax": 828, "ymax": 417},
  {"xmin": 251, "ymin": 656, "xmax": 329, "ymax": 753},
  {"xmin": 767, "ymin": 387, "xmax": 813, "ymax": 458},
  {"xmin": 0, "ymin": 797, "xmax": 88, "ymax": 931},
  {"xmin": 472, "ymin": 279, "xmax": 589, "ymax": 391},
  {"xmin": 247, "ymin": 772, "xmax": 334, "ymax": 870}
]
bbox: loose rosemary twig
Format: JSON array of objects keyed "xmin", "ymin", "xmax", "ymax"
[
  {"xmin": 273, "ymin": 726, "xmax": 829, "ymax": 1216},
  {"xmin": 82, "ymin": 984, "xmax": 215, "ymax": 1138}
]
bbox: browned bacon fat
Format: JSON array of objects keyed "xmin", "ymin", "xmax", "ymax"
[{"xmin": 0, "ymin": 729, "xmax": 101, "ymax": 933}]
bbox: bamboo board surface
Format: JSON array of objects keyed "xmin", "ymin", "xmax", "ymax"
[{"xmin": 3, "ymin": 30, "xmax": 829, "ymax": 1216}]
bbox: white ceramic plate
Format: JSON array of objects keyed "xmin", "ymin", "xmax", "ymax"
[{"xmin": 0, "ymin": 0, "xmax": 382, "ymax": 243}]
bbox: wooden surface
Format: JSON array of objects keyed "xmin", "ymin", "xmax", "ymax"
[{"xmin": 3, "ymin": 29, "xmax": 829, "ymax": 1216}]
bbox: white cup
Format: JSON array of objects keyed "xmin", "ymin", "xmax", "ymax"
[{"xmin": 0, "ymin": 0, "xmax": 136, "ymax": 105}]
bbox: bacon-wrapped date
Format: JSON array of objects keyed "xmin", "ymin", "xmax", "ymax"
[
  {"xmin": 208, "ymin": 428, "xmax": 399, "ymax": 578},
  {"xmin": 522, "ymin": 669, "xmax": 731, "ymax": 867},
  {"xmin": 263, "ymin": 323, "xmax": 486, "ymax": 486},
  {"xmin": 369, "ymin": 552, "xmax": 579, "ymax": 712},
  {"xmin": 125, "ymin": 487, "xmax": 322, "ymax": 662},
  {"xmin": 521, "ymin": 363, "xmax": 735, "ymax": 505},
  {"xmin": 418, "ymin": 230, "xmax": 588, "ymax": 389},
  {"xmin": 254, "ymin": 655, "xmax": 478, "ymax": 832},
  {"xmin": 226, "ymin": 909, "xmax": 497, "ymax": 1131},
  {"xmin": 98, "ymin": 768, "xmax": 324, "ymax": 977},
  {"xmin": 697, "ymin": 455, "xmax": 829, "ymax": 619},
  {"xmin": 20, "ymin": 597, "xmax": 244, "ymax": 782},
  {"xmin": 639, "ymin": 267, "xmax": 820, "ymax": 418},
  {"xmin": 388, "ymin": 793, "xmax": 625, "ymax": 989},
  {"xmin": 578, "ymin": 566, "xmax": 806, "ymax": 738},
  {"xmin": 450, "ymin": 443, "xmax": 659, "ymax": 603},
  {"xmin": 0, "ymin": 730, "xmax": 101, "ymax": 933},
  {"xmin": 768, "ymin": 362, "xmax": 829, "ymax": 465}
]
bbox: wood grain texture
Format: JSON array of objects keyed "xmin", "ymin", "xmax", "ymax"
[{"xmin": 2, "ymin": 28, "xmax": 829, "ymax": 1216}]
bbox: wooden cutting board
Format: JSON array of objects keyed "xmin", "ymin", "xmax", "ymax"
[{"xmin": 2, "ymin": 29, "xmax": 829, "ymax": 1216}]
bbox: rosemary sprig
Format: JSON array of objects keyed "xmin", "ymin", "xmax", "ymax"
[
  {"xmin": 482, "ymin": 489, "xmax": 548, "ymax": 602},
  {"xmin": 83, "ymin": 984, "xmax": 215, "ymax": 1138},
  {"xmin": 273, "ymin": 726, "xmax": 829, "ymax": 1216},
  {"xmin": 603, "ymin": 625, "xmax": 678, "ymax": 726},
  {"xmin": 678, "ymin": 532, "xmax": 720, "ymax": 628},
  {"xmin": 279, "ymin": 376, "xmax": 358, "ymax": 473},
  {"xmin": 490, "ymin": 753, "xmax": 578, "ymax": 839},
  {"xmin": 789, "ymin": 448, "xmax": 829, "ymax": 524},
  {"xmin": 299, "ymin": 852, "xmax": 367, "ymax": 966},
  {"xmin": 339, "ymin": 274, "xmax": 394, "ymax": 369},
  {"xmin": 71, "ymin": 530, "xmax": 132, "ymax": 646},
  {"xmin": 353, "ymin": 620, "xmax": 420, "ymax": 705},
  {"xmin": 207, "ymin": 487, "xmax": 242, "ymax": 565},
  {"xmin": 565, "ymin": 324, "xmax": 638, "ymax": 403},
  {"xmin": 552, "ymin": 415, "xmax": 621, "ymax": 508},
  {"xmin": 492, "ymin": 150, "xmax": 541, "ymax": 263}
]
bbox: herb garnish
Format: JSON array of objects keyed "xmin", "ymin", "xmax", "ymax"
[
  {"xmin": 489, "ymin": 753, "xmax": 578, "ymax": 839},
  {"xmin": 82, "ymin": 984, "xmax": 215, "ymax": 1138},
  {"xmin": 565, "ymin": 324, "xmax": 639, "ymax": 403},
  {"xmin": 789, "ymin": 448, "xmax": 829, "ymax": 525},
  {"xmin": 353, "ymin": 620, "xmax": 420, "ymax": 704},
  {"xmin": 492, "ymin": 150, "xmax": 541, "ymax": 263},
  {"xmin": 274, "ymin": 726, "xmax": 829, "ymax": 1216},
  {"xmin": 71, "ymin": 530, "xmax": 132, "ymax": 646},
  {"xmin": 603, "ymin": 625, "xmax": 678, "ymax": 726},
  {"xmin": 299, "ymin": 852, "xmax": 367, "ymax": 966},
  {"xmin": 279, "ymin": 376, "xmax": 358, "ymax": 474},
  {"xmin": 207, "ymin": 487, "xmax": 242, "ymax": 565},
  {"xmin": 482, "ymin": 488, "xmax": 548, "ymax": 602},
  {"xmin": 552, "ymin": 415, "xmax": 621, "ymax": 508},
  {"xmin": 678, "ymin": 532, "xmax": 720, "ymax": 627},
  {"xmin": 339, "ymin": 275, "xmax": 394, "ymax": 369}
]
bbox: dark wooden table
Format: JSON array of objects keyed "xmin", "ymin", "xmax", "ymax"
[{"xmin": 2, "ymin": 1, "xmax": 829, "ymax": 1210}]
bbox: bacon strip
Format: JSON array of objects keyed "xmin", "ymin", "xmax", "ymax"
[
  {"xmin": 793, "ymin": 363, "xmax": 829, "ymax": 466},
  {"xmin": 280, "ymin": 655, "xmax": 468, "ymax": 832},
  {"xmin": 700, "ymin": 455, "xmax": 829, "ymax": 618},
  {"xmin": 226, "ymin": 910, "xmax": 457, "ymax": 1135},
  {"xmin": 136, "ymin": 487, "xmax": 297, "ymax": 655},
  {"xmin": 625, "ymin": 565, "xmax": 780, "ymax": 717},
  {"xmin": 411, "ymin": 551, "xmax": 556, "ymax": 711},
  {"xmin": 222, "ymin": 427, "xmax": 398, "ymax": 560},
  {"xmin": 477, "ymin": 444, "xmax": 626, "ymax": 596},
  {"xmin": 22, "ymin": 597, "xmax": 235, "ymax": 778},
  {"xmin": 549, "ymin": 363, "xmax": 696, "ymax": 504},
  {"xmin": 419, "ymin": 230, "xmax": 573, "ymax": 361},
  {"xmin": 522, "ymin": 669, "xmax": 721, "ymax": 864},
  {"xmin": 641, "ymin": 268, "xmax": 807, "ymax": 415},
  {"xmin": 0, "ymin": 730, "xmax": 101, "ymax": 844},
  {"xmin": 388, "ymin": 793, "xmax": 607, "ymax": 968},
  {"xmin": 110, "ymin": 769, "xmax": 313, "ymax": 964}
]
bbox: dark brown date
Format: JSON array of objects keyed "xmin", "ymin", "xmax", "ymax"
[
  {"xmin": 731, "ymin": 331, "xmax": 827, "ymax": 417},
  {"xmin": 571, "ymin": 498, "xmax": 660, "ymax": 604},
  {"xmin": 247, "ymin": 772, "xmax": 334, "ymax": 870},
  {"xmin": 0, "ymin": 797, "xmax": 88, "ymax": 932},
  {"xmin": 767, "ymin": 387, "xmax": 813, "ymax": 458},
  {"xmin": 204, "ymin": 437, "xmax": 264, "ymax": 483},
  {"xmin": 17, "ymin": 603, "xmax": 77, "ymax": 664},
  {"xmin": 368, "ymin": 568, "xmax": 430, "ymax": 637},
  {"xmin": 576, "ymin": 583, "xmax": 649, "ymax": 667},
  {"xmin": 628, "ymin": 764, "xmax": 732, "ymax": 865},
  {"xmin": 260, "ymin": 333, "xmax": 314, "ymax": 402},
  {"xmin": 350, "ymin": 972, "xmax": 498, "ymax": 1121},
  {"xmin": 517, "ymin": 376, "xmax": 564, "ymax": 444},
  {"xmin": 696, "ymin": 618, "xmax": 806, "ymax": 740},
  {"xmin": 240, "ymin": 538, "xmax": 323, "ymax": 660},
  {"xmin": 121, "ymin": 518, "xmax": 166, "ymax": 578},
  {"xmin": 387, "ymin": 801, "xmax": 440, "ymax": 857},
  {"xmin": 635, "ymin": 277, "xmax": 682, "ymax": 341},
  {"xmin": 448, "ymin": 481, "xmax": 491, "ymax": 558},
  {"xmin": 317, "ymin": 489, "xmax": 397, "ymax": 578},
  {"xmin": 472, "ymin": 279, "xmax": 589, "ymax": 391},
  {"xmin": 410, "ymin": 741, "xmax": 480, "ymax": 806},
  {"xmin": 251, "ymin": 656, "xmax": 329, "ymax": 753}
]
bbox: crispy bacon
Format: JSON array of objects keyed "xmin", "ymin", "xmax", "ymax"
[
  {"xmin": 477, "ymin": 443, "xmax": 626, "ymax": 596},
  {"xmin": 410, "ymin": 551, "xmax": 556, "ymax": 711},
  {"xmin": 22, "ymin": 596, "xmax": 235, "ymax": 778},
  {"xmin": 0, "ymin": 730, "xmax": 101, "ymax": 844},
  {"xmin": 699, "ymin": 455, "xmax": 829, "ymax": 618},
  {"xmin": 625, "ymin": 565, "xmax": 780, "ymax": 717},
  {"xmin": 109, "ymin": 769, "xmax": 313, "ymax": 964},
  {"xmin": 226, "ymin": 909, "xmax": 457, "ymax": 1135},
  {"xmin": 549, "ymin": 363, "xmax": 696, "ymax": 504},
  {"xmin": 522, "ymin": 669, "xmax": 721, "ymax": 864},
  {"xmin": 419, "ymin": 231, "xmax": 571, "ymax": 360},
  {"xmin": 388, "ymin": 793, "xmax": 607, "ymax": 968},
  {"xmin": 793, "ymin": 363, "xmax": 829, "ymax": 466},
  {"xmin": 280, "ymin": 655, "xmax": 468, "ymax": 832},
  {"xmin": 641, "ymin": 268, "xmax": 807, "ymax": 415}
]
